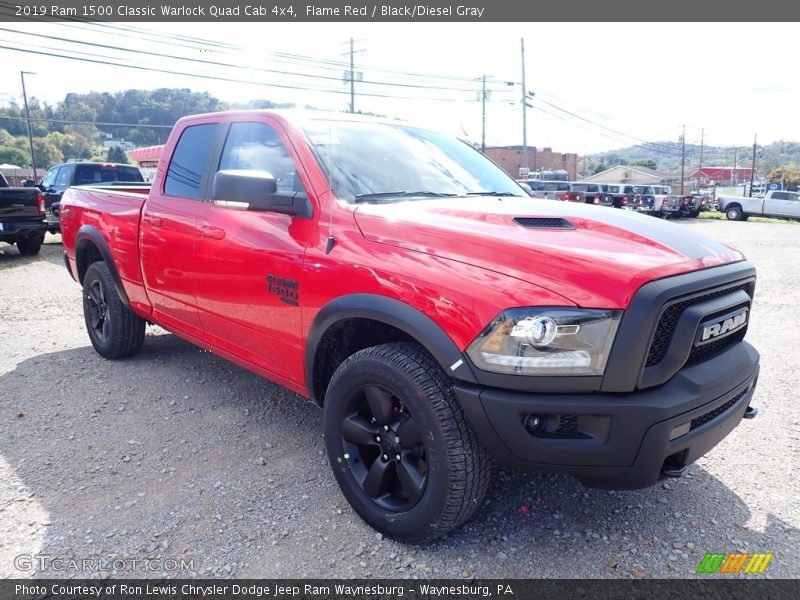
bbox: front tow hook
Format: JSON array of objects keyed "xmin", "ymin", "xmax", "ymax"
[
  {"xmin": 744, "ymin": 405, "xmax": 758, "ymax": 420},
  {"xmin": 661, "ymin": 464, "xmax": 689, "ymax": 478}
]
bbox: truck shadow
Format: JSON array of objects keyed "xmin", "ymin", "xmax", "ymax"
[
  {"xmin": 0, "ymin": 236, "xmax": 63, "ymax": 271},
  {"xmin": 0, "ymin": 332, "xmax": 795, "ymax": 578}
]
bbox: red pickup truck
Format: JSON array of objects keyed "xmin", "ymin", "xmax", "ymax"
[{"xmin": 61, "ymin": 110, "xmax": 760, "ymax": 542}]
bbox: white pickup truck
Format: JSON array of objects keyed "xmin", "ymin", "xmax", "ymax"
[{"xmin": 717, "ymin": 189, "xmax": 800, "ymax": 221}]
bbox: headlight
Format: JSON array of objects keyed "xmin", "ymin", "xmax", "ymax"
[{"xmin": 466, "ymin": 308, "xmax": 622, "ymax": 376}]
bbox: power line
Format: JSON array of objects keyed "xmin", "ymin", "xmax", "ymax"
[
  {"xmin": 0, "ymin": 115, "xmax": 174, "ymax": 128},
  {"xmin": 70, "ymin": 20, "xmax": 510, "ymax": 86},
  {"xmin": 0, "ymin": 43, "xmax": 506, "ymax": 104},
  {"xmin": 531, "ymin": 103, "xmax": 682, "ymax": 157},
  {"xmin": 533, "ymin": 95, "xmax": 682, "ymax": 156},
  {"xmin": 0, "ymin": 27, "xmax": 517, "ymax": 95}
]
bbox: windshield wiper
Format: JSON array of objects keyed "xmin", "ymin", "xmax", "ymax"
[
  {"xmin": 354, "ymin": 191, "xmax": 457, "ymax": 203},
  {"xmin": 464, "ymin": 191, "xmax": 521, "ymax": 197}
]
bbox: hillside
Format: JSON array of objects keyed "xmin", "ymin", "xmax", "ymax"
[
  {"xmin": 0, "ymin": 88, "xmax": 294, "ymax": 168},
  {"xmin": 585, "ymin": 140, "xmax": 800, "ymax": 176}
]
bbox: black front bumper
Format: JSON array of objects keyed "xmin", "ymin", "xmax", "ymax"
[{"xmin": 454, "ymin": 341, "xmax": 759, "ymax": 490}]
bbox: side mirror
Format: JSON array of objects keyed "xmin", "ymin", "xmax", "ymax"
[{"xmin": 212, "ymin": 170, "xmax": 311, "ymax": 218}]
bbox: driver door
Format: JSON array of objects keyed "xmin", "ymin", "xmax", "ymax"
[{"xmin": 193, "ymin": 118, "xmax": 318, "ymax": 384}]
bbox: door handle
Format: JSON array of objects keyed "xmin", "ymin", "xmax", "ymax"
[
  {"xmin": 145, "ymin": 216, "xmax": 163, "ymax": 228},
  {"xmin": 197, "ymin": 225, "xmax": 225, "ymax": 240}
]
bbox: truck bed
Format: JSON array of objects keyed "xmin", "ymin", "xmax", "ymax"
[{"xmin": 61, "ymin": 184, "xmax": 152, "ymax": 314}]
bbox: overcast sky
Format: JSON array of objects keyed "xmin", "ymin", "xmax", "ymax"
[{"xmin": 0, "ymin": 21, "xmax": 796, "ymax": 155}]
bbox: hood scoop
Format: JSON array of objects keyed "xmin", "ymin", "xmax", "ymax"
[{"xmin": 513, "ymin": 216, "xmax": 575, "ymax": 229}]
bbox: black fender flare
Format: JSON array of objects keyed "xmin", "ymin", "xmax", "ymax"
[
  {"xmin": 305, "ymin": 293, "xmax": 477, "ymax": 397},
  {"xmin": 74, "ymin": 225, "xmax": 131, "ymax": 309}
]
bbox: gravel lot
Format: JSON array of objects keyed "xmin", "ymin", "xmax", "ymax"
[{"xmin": 1, "ymin": 219, "xmax": 798, "ymax": 579}]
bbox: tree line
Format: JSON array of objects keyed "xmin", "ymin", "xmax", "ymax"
[{"xmin": 0, "ymin": 88, "xmax": 292, "ymax": 170}]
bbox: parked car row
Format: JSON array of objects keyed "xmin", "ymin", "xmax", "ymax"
[{"xmin": 517, "ymin": 180, "xmax": 713, "ymax": 219}]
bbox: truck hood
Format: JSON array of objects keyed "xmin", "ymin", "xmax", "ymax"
[{"xmin": 353, "ymin": 197, "xmax": 743, "ymax": 308}]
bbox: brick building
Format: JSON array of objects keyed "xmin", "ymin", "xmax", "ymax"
[
  {"xmin": 0, "ymin": 166, "xmax": 35, "ymax": 186},
  {"xmin": 484, "ymin": 146, "xmax": 579, "ymax": 180},
  {"xmin": 685, "ymin": 167, "xmax": 753, "ymax": 188}
]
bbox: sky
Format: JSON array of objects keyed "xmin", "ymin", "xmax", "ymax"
[{"xmin": 0, "ymin": 21, "xmax": 797, "ymax": 155}]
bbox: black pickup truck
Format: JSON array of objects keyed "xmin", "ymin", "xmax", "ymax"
[
  {"xmin": 39, "ymin": 162, "xmax": 146, "ymax": 233},
  {"xmin": 0, "ymin": 172, "xmax": 47, "ymax": 255}
]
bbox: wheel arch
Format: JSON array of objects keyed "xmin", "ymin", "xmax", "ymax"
[
  {"xmin": 305, "ymin": 294, "xmax": 477, "ymax": 404},
  {"xmin": 74, "ymin": 225, "xmax": 131, "ymax": 309}
]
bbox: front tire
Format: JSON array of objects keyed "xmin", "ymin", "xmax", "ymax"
[
  {"xmin": 323, "ymin": 342, "xmax": 491, "ymax": 543},
  {"xmin": 82, "ymin": 261, "xmax": 146, "ymax": 359}
]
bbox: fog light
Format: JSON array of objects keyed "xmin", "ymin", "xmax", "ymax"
[{"xmin": 524, "ymin": 414, "xmax": 544, "ymax": 434}]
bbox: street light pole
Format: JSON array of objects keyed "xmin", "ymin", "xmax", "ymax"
[
  {"xmin": 20, "ymin": 71, "xmax": 38, "ymax": 181},
  {"xmin": 520, "ymin": 38, "xmax": 528, "ymax": 175},
  {"xmin": 680, "ymin": 124, "xmax": 685, "ymax": 194}
]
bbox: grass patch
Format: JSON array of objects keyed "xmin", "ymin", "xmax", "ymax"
[{"xmin": 698, "ymin": 211, "xmax": 799, "ymax": 225}]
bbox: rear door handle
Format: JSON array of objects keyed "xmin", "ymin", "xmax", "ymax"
[{"xmin": 197, "ymin": 225, "xmax": 225, "ymax": 240}]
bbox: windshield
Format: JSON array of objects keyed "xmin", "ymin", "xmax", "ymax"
[{"xmin": 302, "ymin": 121, "xmax": 527, "ymax": 202}]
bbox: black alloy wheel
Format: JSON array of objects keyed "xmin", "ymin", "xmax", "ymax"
[
  {"xmin": 340, "ymin": 382, "xmax": 428, "ymax": 511},
  {"xmin": 86, "ymin": 277, "xmax": 111, "ymax": 344}
]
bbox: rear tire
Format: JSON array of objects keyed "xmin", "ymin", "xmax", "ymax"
[
  {"xmin": 16, "ymin": 234, "xmax": 44, "ymax": 256},
  {"xmin": 726, "ymin": 205, "xmax": 744, "ymax": 221},
  {"xmin": 323, "ymin": 342, "xmax": 492, "ymax": 543},
  {"xmin": 82, "ymin": 261, "xmax": 146, "ymax": 359}
]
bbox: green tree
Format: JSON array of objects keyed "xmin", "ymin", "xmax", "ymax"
[
  {"xmin": 765, "ymin": 165, "xmax": 800, "ymax": 185},
  {"xmin": 32, "ymin": 139, "xmax": 63, "ymax": 169},
  {"xmin": 106, "ymin": 146, "xmax": 129, "ymax": 164},
  {"xmin": 629, "ymin": 159, "xmax": 658, "ymax": 170},
  {"xmin": 0, "ymin": 146, "xmax": 30, "ymax": 166},
  {"xmin": 45, "ymin": 131, "xmax": 92, "ymax": 161}
]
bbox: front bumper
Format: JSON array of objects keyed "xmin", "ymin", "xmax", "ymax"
[{"xmin": 454, "ymin": 341, "xmax": 759, "ymax": 489}]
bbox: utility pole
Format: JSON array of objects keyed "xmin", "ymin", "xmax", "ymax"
[
  {"xmin": 480, "ymin": 75, "xmax": 488, "ymax": 153},
  {"xmin": 20, "ymin": 71, "xmax": 37, "ymax": 181},
  {"xmin": 342, "ymin": 38, "xmax": 365, "ymax": 113},
  {"xmin": 749, "ymin": 134, "xmax": 757, "ymax": 198},
  {"xmin": 680, "ymin": 124, "xmax": 685, "ymax": 194},
  {"xmin": 349, "ymin": 37, "xmax": 355, "ymax": 113},
  {"xmin": 521, "ymin": 38, "xmax": 528, "ymax": 175},
  {"xmin": 698, "ymin": 128, "xmax": 704, "ymax": 188}
]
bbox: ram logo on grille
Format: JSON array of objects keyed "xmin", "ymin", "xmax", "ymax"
[{"xmin": 699, "ymin": 309, "xmax": 748, "ymax": 344}]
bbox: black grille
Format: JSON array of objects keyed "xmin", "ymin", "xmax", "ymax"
[
  {"xmin": 513, "ymin": 217, "xmax": 575, "ymax": 229},
  {"xmin": 686, "ymin": 332, "xmax": 745, "ymax": 365},
  {"xmin": 646, "ymin": 282, "xmax": 750, "ymax": 367},
  {"xmin": 690, "ymin": 388, "xmax": 748, "ymax": 431}
]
